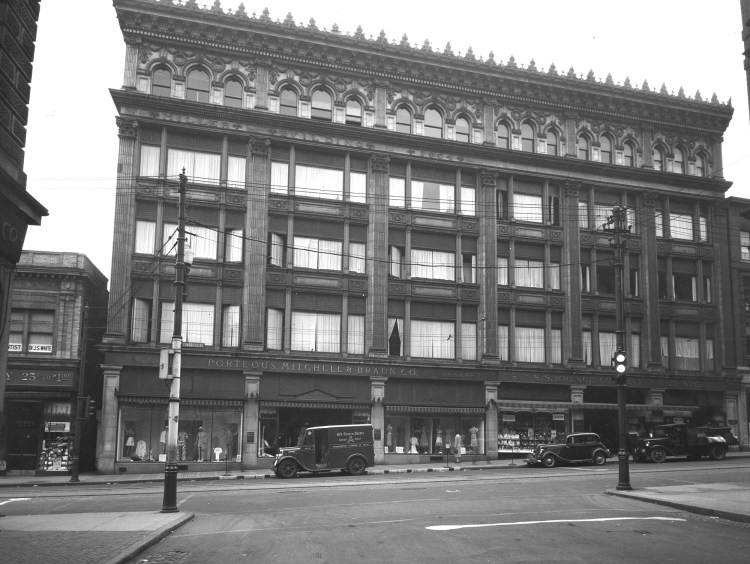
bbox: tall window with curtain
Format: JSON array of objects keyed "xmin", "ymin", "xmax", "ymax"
[
  {"xmin": 411, "ymin": 181, "xmax": 454, "ymax": 213},
  {"xmin": 131, "ymin": 298, "xmax": 151, "ymax": 343},
  {"xmin": 389, "ymin": 177, "xmax": 405, "ymax": 207},
  {"xmin": 388, "ymin": 318, "xmax": 403, "ymax": 356},
  {"xmin": 410, "ymin": 249, "xmax": 455, "ymax": 281},
  {"xmin": 410, "ymin": 320, "xmax": 454, "ymax": 359},
  {"xmin": 674, "ymin": 337, "xmax": 700, "ymax": 371},
  {"xmin": 186, "ymin": 225, "xmax": 217, "ymax": 259},
  {"xmin": 461, "ymin": 322, "xmax": 476, "ymax": 360},
  {"xmin": 160, "ymin": 302, "xmax": 214, "ymax": 346},
  {"xmin": 295, "ymin": 165, "xmax": 344, "ymax": 200},
  {"xmin": 167, "ymin": 148, "xmax": 221, "ymax": 185},
  {"xmin": 513, "ymin": 193, "xmax": 543, "ymax": 223},
  {"xmin": 291, "ymin": 312, "xmax": 340, "ymax": 353},
  {"xmin": 347, "ymin": 315, "xmax": 364, "ymax": 355},
  {"xmin": 271, "ymin": 162, "xmax": 289, "ymax": 194},
  {"xmin": 670, "ymin": 212, "xmax": 693, "ymax": 240},
  {"xmin": 349, "ymin": 172, "xmax": 367, "ymax": 204},
  {"xmin": 225, "ymin": 229, "xmax": 243, "ymax": 262},
  {"xmin": 293, "ymin": 237, "xmax": 342, "ymax": 271},
  {"xmin": 498, "ymin": 325, "xmax": 509, "ymax": 361},
  {"xmin": 583, "ymin": 331, "xmax": 593, "ymax": 366},
  {"xmin": 227, "ymin": 156, "xmax": 246, "ymax": 188},
  {"xmin": 266, "ymin": 308, "xmax": 284, "ymax": 350},
  {"xmin": 222, "ymin": 305, "xmax": 240, "ymax": 347},
  {"xmin": 140, "ymin": 145, "xmax": 160, "ymax": 177},
  {"xmin": 598, "ymin": 332, "xmax": 616, "ymax": 368},
  {"xmin": 348, "ymin": 242, "xmax": 365, "ymax": 274},
  {"xmin": 514, "ymin": 259, "xmax": 544, "ymax": 288},
  {"xmin": 135, "ymin": 221, "xmax": 155, "ymax": 254},
  {"xmin": 515, "ymin": 327, "xmax": 545, "ymax": 363}
]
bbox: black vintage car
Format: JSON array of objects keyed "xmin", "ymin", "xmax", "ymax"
[
  {"xmin": 526, "ymin": 433, "xmax": 612, "ymax": 468},
  {"xmin": 630, "ymin": 423, "xmax": 732, "ymax": 463}
]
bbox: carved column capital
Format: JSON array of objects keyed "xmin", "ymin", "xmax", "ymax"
[
  {"xmin": 250, "ymin": 137, "xmax": 270, "ymax": 156},
  {"xmin": 116, "ymin": 117, "xmax": 138, "ymax": 138},
  {"xmin": 371, "ymin": 153, "xmax": 390, "ymax": 174}
]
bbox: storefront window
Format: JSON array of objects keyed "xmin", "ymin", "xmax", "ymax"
[
  {"xmin": 384, "ymin": 413, "xmax": 484, "ymax": 455},
  {"xmin": 119, "ymin": 404, "xmax": 241, "ymax": 462},
  {"xmin": 39, "ymin": 401, "xmax": 73, "ymax": 471},
  {"xmin": 498, "ymin": 410, "xmax": 567, "ymax": 452}
]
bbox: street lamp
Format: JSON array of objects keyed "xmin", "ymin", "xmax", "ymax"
[{"xmin": 162, "ymin": 169, "xmax": 193, "ymax": 512}]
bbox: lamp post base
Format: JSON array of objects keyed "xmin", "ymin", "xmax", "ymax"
[
  {"xmin": 161, "ymin": 462, "xmax": 178, "ymax": 512},
  {"xmin": 616, "ymin": 450, "xmax": 632, "ymax": 491}
]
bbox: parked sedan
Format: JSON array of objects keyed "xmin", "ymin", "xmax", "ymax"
[{"xmin": 526, "ymin": 433, "xmax": 612, "ymax": 468}]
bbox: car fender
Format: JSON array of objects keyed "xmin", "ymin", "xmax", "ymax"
[{"xmin": 274, "ymin": 454, "xmax": 314, "ymax": 473}]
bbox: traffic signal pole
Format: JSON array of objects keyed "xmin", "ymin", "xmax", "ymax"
[
  {"xmin": 69, "ymin": 306, "xmax": 88, "ymax": 483},
  {"xmin": 612, "ymin": 205, "xmax": 632, "ymax": 491}
]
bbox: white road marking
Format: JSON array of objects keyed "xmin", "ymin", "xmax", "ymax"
[
  {"xmin": 427, "ymin": 516, "xmax": 686, "ymax": 531},
  {"xmin": 0, "ymin": 498, "xmax": 31, "ymax": 506}
]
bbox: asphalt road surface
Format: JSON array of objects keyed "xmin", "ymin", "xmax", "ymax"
[{"xmin": 3, "ymin": 461, "xmax": 749, "ymax": 563}]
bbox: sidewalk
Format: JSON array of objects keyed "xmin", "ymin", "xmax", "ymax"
[{"xmin": 2, "ymin": 453, "xmax": 749, "ymax": 564}]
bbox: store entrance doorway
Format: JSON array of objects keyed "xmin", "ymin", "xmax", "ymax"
[
  {"xmin": 583, "ymin": 410, "xmax": 618, "ymax": 452},
  {"xmin": 6, "ymin": 401, "xmax": 42, "ymax": 471}
]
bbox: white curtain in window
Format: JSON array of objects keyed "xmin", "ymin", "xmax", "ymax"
[
  {"xmin": 348, "ymin": 315, "xmax": 364, "ymax": 354},
  {"xmin": 387, "ymin": 317, "xmax": 403, "ymax": 356},
  {"xmin": 578, "ymin": 201, "xmax": 589, "ymax": 229},
  {"xmin": 410, "ymin": 181, "xmax": 454, "ymax": 213},
  {"xmin": 514, "ymin": 193, "xmax": 543, "ymax": 223},
  {"xmin": 706, "ymin": 338, "xmax": 714, "ymax": 370},
  {"xmin": 131, "ymin": 298, "xmax": 150, "ymax": 343},
  {"xmin": 460, "ymin": 187, "xmax": 475, "ymax": 216},
  {"xmin": 439, "ymin": 183, "xmax": 454, "ymax": 213},
  {"xmin": 390, "ymin": 246, "xmax": 402, "ymax": 278},
  {"xmin": 515, "ymin": 327, "xmax": 544, "ymax": 363},
  {"xmin": 411, "ymin": 180, "xmax": 423, "ymax": 209},
  {"xmin": 159, "ymin": 302, "xmax": 214, "ymax": 345},
  {"xmin": 140, "ymin": 145, "xmax": 160, "ymax": 177},
  {"xmin": 593, "ymin": 204, "xmax": 611, "ymax": 230},
  {"xmin": 349, "ymin": 172, "xmax": 367, "ymax": 203},
  {"xmin": 291, "ymin": 311, "xmax": 316, "ymax": 351},
  {"xmin": 550, "ymin": 329, "xmax": 562, "ymax": 364},
  {"xmin": 389, "ymin": 177, "xmax": 405, "ymax": 208},
  {"xmin": 583, "ymin": 331, "xmax": 592, "ymax": 366},
  {"xmin": 461, "ymin": 322, "xmax": 476, "ymax": 360},
  {"xmin": 266, "ymin": 308, "xmax": 283, "ymax": 350},
  {"xmin": 318, "ymin": 240, "xmax": 343, "ymax": 271},
  {"xmin": 271, "ymin": 162, "xmax": 289, "ymax": 194},
  {"xmin": 293, "ymin": 237, "xmax": 318, "ymax": 269},
  {"xmin": 411, "ymin": 249, "xmax": 454, "ymax": 280},
  {"xmin": 498, "ymin": 325, "xmax": 509, "ymax": 361},
  {"xmin": 549, "ymin": 262, "xmax": 560, "ymax": 290},
  {"xmin": 670, "ymin": 213, "xmax": 693, "ymax": 240},
  {"xmin": 225, "ymin": 229, "xmax": 243, "ymax": 262},
  {"xmin": 410, "ymin": 320, "xmax": 454, "ymax": 359},
  {"xmin": 187, "ymin": 225, "xmax": 217, "ymax": 259},
  {"xmin": 295, "ymin": 165, "xmax": 343, "ymax": 200},
  {"xmin": 515, "ymin": 259, "xmax": 544, "ymax": 288},
  {"xmin": 598, "ymin": 332, "xmax": 617, "ymax": 367},
  {"xmin": 222, "ymin": 305, "xmax": 240, "ymax": 347},
  {"xmin": 291, "ymin": 312, "xmax": 340, "ymax": 353},
  {"xmin": 349, "ymin": 242, "xmax": 365, "ymax": 274},
  {"xmin": 270, "ymin": 233, "xmax": 284, "ymax": 267},
  {"xmin": 675, "ymin": 337, "xmax": 700, "ymax": 370},
  {"xmin": 167, "ymin": 148, "xmax": 220, "ymax": 185},
  {"xmin": 630, "ymin": 334, "xmax": 641, "ymax": 368},
  {"xmin": 660, "ymin": 336, "xmax": 670, "ymax": 369},
  {"xmin": 498, "ymin": 257, "xmax": 508, "ymax": 285},
  {"xmin": 163, "ymin": 223, "xmax": 178, "ymax": 256},
  {"xmin": 227, "ymin": 156, "xmax": 246, "ymax": 189},
  {"xmin": 655, "ymin": 210, "xmax": 664, "ymax": 237},
  {"xmin": 135, "ymin": 221, "xmax": 155, "ymax": 254}
]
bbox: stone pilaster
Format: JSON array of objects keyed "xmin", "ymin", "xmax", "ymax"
[
  {"xmin": 122, "ymin": 41, "xmax": 140, "ymax": 89},
  {"xmin": 570, "ymin": 385, "xmax": 586, "ymax": 432},
  {"xmin": 367, "ymin": 154, "xmax": 390, "ymax": 357},
  {"xmin": 640, "ymin": 191, "xmax": 664, "ymax": 371},
  {"xmin": 242, "ymin": 373, "xmax": 261, "ymax": 469},
  {"xmin": 563, "ymin": 182, "xmax": 584, "ymax": 367},
  {"xmin": 96, "ymin": 365, "xmax": 122, "ymax": 474},
  {"xmin": 479, "ymin": 169, "xmax": 498, "ymax": 361},
  {"xmin": 371, "ymin": 377, "xmax": 387, "ymax": 463},
  {"xmin": 485, "ymin": 381, "xmax": 500, "ymax": 459}
]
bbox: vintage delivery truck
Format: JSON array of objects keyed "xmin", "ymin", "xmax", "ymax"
[{"xmin": 273, "ymin": 424, "xmax": 375, "ymax": 478}]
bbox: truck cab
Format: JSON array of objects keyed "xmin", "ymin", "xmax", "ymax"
[
  {"xmin": 631, "ymin": 423, "xmax": 728, "ymax": 463},
  {"xmin": 273, "ymin": 424, "xmax": 375, "ymax": 479}
]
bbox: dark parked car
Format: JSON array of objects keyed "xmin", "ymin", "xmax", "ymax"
[
  {"xmin": 526, "ymin": 433, "xmax": 612, "ymax": 468},
  {"xmin": 630, "ymin": 423, "xmax": 731, "ymax": 463}
]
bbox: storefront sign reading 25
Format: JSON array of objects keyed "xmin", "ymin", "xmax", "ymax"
[{"xmin": 5, "ymin": 369, "xmax": 73, "ymax": 387}]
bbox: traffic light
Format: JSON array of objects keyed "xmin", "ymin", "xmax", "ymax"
[
  {"xmin": 612, "ymin": 349, "xmax": 627, "ymax": 385},
  {"xmin": 85, "ymin": 397, "xmax": 97, "ymax": 418}
]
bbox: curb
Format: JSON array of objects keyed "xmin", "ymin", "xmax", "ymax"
[{"xmin": 103, "ymin": 512, "xmax": 194, "ymax": 564}]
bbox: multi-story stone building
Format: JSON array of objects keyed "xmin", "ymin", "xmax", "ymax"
[
  {"xmin": 99, "ymin": 0, "xmax": 741, "ymax": 473},
  {"xmin": 5, "ymin": 251, "xmax": 108, "ymax": 474}
]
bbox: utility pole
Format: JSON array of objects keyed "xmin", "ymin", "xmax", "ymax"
[
  {"xmin": 162, "ymin": 169, "xmax": 188, "ymax": 512},
  {"xmin": 69, "ymin": 306, "xmax": 88, "ymax": 482},
  {"xmin": 611, "ymin": 205, "xmax": 632, "ymax": 491}
]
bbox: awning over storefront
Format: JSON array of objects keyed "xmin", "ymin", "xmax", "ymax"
[
  {"xmin": 261, "ymin": 401, "xmax": 371, "ymax": 410},
  {"xmin": 498, "ymin": 401, "xmax": 700, "ymax": 412},
  {"xmin": 386, "ymin": 405, "xmax": 485, "ymax": 414},
  {"xmin": 116, "ymin": 394, "xmax": 242, "ymax": 407}
]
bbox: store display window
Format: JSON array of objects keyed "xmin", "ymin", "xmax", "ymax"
[
  {"xmin": 39, "ymin": 400, "xmax": 73, "ymax": 471},
  {"xmin": 118, "ymin": 404, "xmax": 242, "ymax": 462},
  {"xmin": 498, "ymin": 410, "xmax": 568, "ymax": 452},
  {"xmin": 384, "ymin": 413, "xmax": 485, "ymax": 455}
]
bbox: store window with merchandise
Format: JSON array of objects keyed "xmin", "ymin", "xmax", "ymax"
[
  {"xmin": 118, "ymin": 404, "xmax": 242, "ymax": 462},
  {"xmin": 39, "ymin": 400, "xmax": 73, "ymax": 471},
  {"xmin": 384, "ymin": 413, "xmax": 485, "ymax": 455},
  {"xmin": 498, "ymin": 411, "xmax": 568, "ymax": 452}
]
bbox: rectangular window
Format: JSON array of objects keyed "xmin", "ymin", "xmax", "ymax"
[
  {"xmin": 498, "ymin": 257, "xmax": 508, "ymax": 286},
  {"xmin": 655, "ymin": 210, "xmax": 664, "ymax": 237},
  {"xmin": 411, "ymin": 249, "xmax": 455, "ymax": 281},
  {"xmin": 630, "ymin": 267, "xmax": 640, "ymax": 297},
  {"xmin": 513, "ymin": 193, "xmax": 543, "ymax": 223},
  {"xmin": 186, "ymin": 225, "xmax": 218, "ymax": 259},
  {"xmin": 390, "ymin": 245, "xmax": 404, "ymax": 278},
  {"xmin": 670, "ymin": 212, "xmax": 693, "ymax": 240},
  {"xmin": 293, "ymin": 237, "xmax": 342, "ymax": 271},
  {"xmin": 581, "ymin": 264, "xmax": 591, "ymax": 293},
  {"xmin": 163, "ymin": 223, "xmax": 178, "ymax": 256},
  {"xmin": 514, "ymin": 258, "xmax": 544, "ymax": 288},
  {"xmin": 27, "ymin": 311, "xmax": 54, "ymax": 354},
  {"xmin": 593, "ymin": 204, "xmax": 611, "ymax": 231},
  {"xmin": 348, "ymin": 242, "xmax": 366, "ymax": 274},
  {"xmin": 673, "ymin": 272, "xmax": 697, "ymax": 301},
  {"xmin": 8, "ymin": 311, "xmax": 23, "ymax": 352},
  {"xmin": 271, "ymin": 162, "xmax": 289, "ymax": 194},
  {"xmin": 222, "ymin": 305, "xmax": 240, "ymax": 347},
  {"xmin": 266, "ymin": 308, "xmax": 284, "ymax": 350},
  {"xmin": 135, "ymin": 220, "xmax": 156, "ymax": 254},
  {"xmin": 462, "ymin": 254, "xmax": 476, "ymax": 284},
  {"xmin": 349, "ymin": 172, "xmax": 367, "ymax": 204},
  {"xmin": 225, "ymin": 229, "xmax": 243, "ymax": 262},
  {"xmin": 131, "ymin": 298, "xmax": 151, "ymax": 343},
  {"xmin": 291, "ymin": 311, "xmax": 340, "ymax": 353},
  {"xmin": 597, "ymin": 263, "xmax": 616, "ymax": 294},
  {"xmin": 515, "ymin": 327, "xmax": 544, "ymax": 363},
  {"xmin": 411, "ymin": 181, "xmax": 454, "ymax": 213},
  {"xmin": 674, "ymin": 337, "xmax": 700, "ymax": 371},
  {"xmin": 578, "ymin": 201, "xmax": 589, "ymax": 229},
  {"xmin": 549, "ymin": 262, "xmax": 561, "ymax": 290},
  {"xmin": 139, "ymin": 145, "xmax": 160, "ymax": 177},
  {"xmin": 8, "ymin": 331, "xmax": 22, "ymax": 353},
  {"xmin": 347, "ymin": 315, "xmax": 364, "ymax": 355},
  {"xmin": 550, "ymin": 328, "xmax": 562, "ymax": 364},
  {"xmin": 498, "ymin": 325, "xmax": 509, "ymax": 361},
  {"xmin": 461, "ymin": 322, "xmax": 477, "ymax": 360},
  {"xmin": 699, "ymin": 216, "xmax": 708, "ymax": 242},
  {"xmin": 742, "ymin": 231, "xmax": 750, "ymax": 261},
  {"xmin": 460, "ymin": 186, "xmax": 476, "ymax": 216},
  {"xmin": 167, "ymin": 148, "xmax": 221, "ymax": 185},
  {"xmin": 548, "ymin": 195, "xmax": 560, "ymax": 226},
  {"xmin": 295, "ymin": 165, "xmax": 344, "ymax": 200},
  {"xmin": 583, "ymin": 331, "xmax": 592, "ymax": 366},
  {"xmin": 388, "ymin": 318, "xmax": 403, "ymax": 357},
  {"xmin": 410, "ymin": 320, "xmax": 455, "ymax": 359},
  {"xmin": 630, "ymin": 334, "xmax": 641, "ymax": 368},
  {"xmin": 706, "ymin": 338, "xmax": 714, "ymax": 370},
  {"xmin": 704, "ymin": 276, "xmax": 712, "ymax": 303},
  {"xmin": 269, "ymin": 233, "xmax": 285, "ymax": 267},
  {"xmin": 389, "ymin": 177, "xmax": 405, "ymax": 208},
  {"xmin": 598, "ymin": 332, "xmax": 616, "ymax": 367},
  {"xmin": 227, "ymin": 156, "xmax": 246, "ymax": 189},
  {"xmin": 660, "ymin": 336, "xmax": 670, "ymax": 369},
  {"xmin": 159, "ymin": 302, "xmax": 215, "ymax": 346}
]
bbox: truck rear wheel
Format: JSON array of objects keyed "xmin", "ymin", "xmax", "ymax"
[
  {"xmin": 346, "ymin": 456, "xmax": 366, "ymax": 476},
  {"xmin": 650, "ymin": 447, "xmax": 667, "ymax": 463},
  {"xmin": 709, "ymin": 444, "xmax": 726, "ymax": 461}
]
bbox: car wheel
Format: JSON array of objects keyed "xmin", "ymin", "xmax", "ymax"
[
  {"xmin": 650, "ymin": 447, "xmax": 667, "ymax": 463},
  {"xmin": 709, "ymin": 444, "xmax": 726, "ymax": 461},
  {"xmin": 592, "ymin": 450, "xmax": 607, "ymax": 466},
  {"xmin": 277, "ymin": 459, "xmax": 298, "ymax": 479},
  {"xmin": 346, "ymin": 456, "xmax": 367, "ymax": 476},
  {"xmin": 542, "ymin": 454, "xmax": 557, "ymax": 468}
]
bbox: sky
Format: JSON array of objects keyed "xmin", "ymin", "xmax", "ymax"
[{"xmin": 21, "ymin": 0, "xmax": 750, "ymax": 284}]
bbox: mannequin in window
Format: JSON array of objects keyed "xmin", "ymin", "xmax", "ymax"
[
  {"xmin": 469, "ymin": 426, "xmax": 479, "ymax": 453},
  {"xmin": 386, "ymin": 424, "xmax": 393, "ymax": 452},
  {"xmin": 124, "ymin": 422, "xmax": 136, "ymax": 458},
  {"xmin": 196, "ymin": 426, "xmax": 208, "ymax": 461},
  {"xmin": 453, "ymin": 432, "xmax": 463, "ymax": 463},
  {"xmin": 177, "ymin": 431, "xmax": 189, "ymax": 461},
  {"xmin": 418, "ymin": 426, "xmax": 428, "ymax": 453},
  {"xmin": 435, "ymin": 427, "xmax": 443, "ymax": 453},
  {"xmin": 409, "ymin": 434, "xmax": 419, "ymax": 453}
]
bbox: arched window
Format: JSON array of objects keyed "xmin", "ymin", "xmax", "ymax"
[
  {"xmin": 396, "ymin": 106, "xmax": 412, "ymax": 133},
  {"xmin": 345, "ymin": 99, "xmax": 362, "ymax": 125},
  {"xmin": 311, "ymin": 90, "xmax": 332, "ymax": 121},
  {"xmin": 152, "ymin": 68, "xmax": 171, "ymax": 97},
  {"xmin": 280, "ymin": 88, "xmax": 298, "ymax": 116},
  {"xmin": 455, "ymin": 117, "xmax": 470, "ymax": 143},
  {"xmin": 546, "ymin": 130, "xmax": 558, "ymax": 156},
  {"xmin": 623, "ymin": 142, "xmax": 635, "ymax": 167},
  {"xmin": 673, "ymin": 147, "xmax": 685, "ymax": 174},
  {"xmin": 497, "ymin": 123, "xmax": 510, "ymax": 149},
  {"xmin": 186, "ymin": 68, "xmax": 210, "ymax": 103},
  {"xmin": 652, "ymin": 147, "xmax": 664, "ymax": 171},
  {"xmin": 577, "ymin": 136, "xmax": 589, "ymax": 160},
  {"xmin": 424, "ymin": 107, "xmax": 443, "ymax": 138},
  {"xmin": 224, "ymin": 79, "xmax": 243, "ymax": 108},
  {"xmin": 521, "ymin": 122, "xmax": 535, "ymax": 152},
  {"xmin": 600, "ymin": 136, "xmax": 612, "ymax": 163},
  {"xmin": 696, "ymin": 153, "xmax": 706, "ymax": 177}
]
